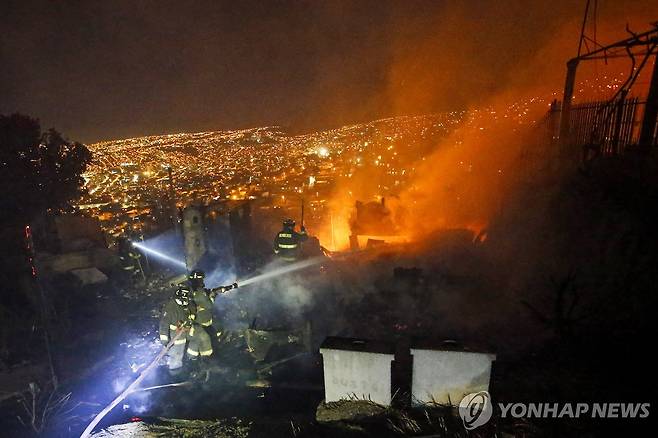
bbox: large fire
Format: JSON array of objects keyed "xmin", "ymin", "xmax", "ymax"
[
  {"xmin": 313, "ymin": 10, "xmax": 655, "ymax": 253},
  {"xmin": 313, "ymin": 93, "xmax": 546, "ymax": 251}
]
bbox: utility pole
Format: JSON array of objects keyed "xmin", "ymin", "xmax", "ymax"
[
  {"xmin": 560, "ymin": 0, "xmax": 594, "ymax": 149},
  {"xmin": 576, "ymin": 0, "xmax": 592, "ymax": 57}
]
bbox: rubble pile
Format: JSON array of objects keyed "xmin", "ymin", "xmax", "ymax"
[
  {"xmin": 91, "ymin": 417, "xmax": 250, "ymax": 438},
  {"xmin": 316, "ymin": 400, "xmax": 387, "ymax": 423},
  {"xmin": 310, "ymin": 400, "xmax": 509, "ymax": 437}
]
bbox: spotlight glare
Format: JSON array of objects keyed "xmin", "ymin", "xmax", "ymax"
[{"xmin": 131, "ymin": 241, "xmax": 186, "ymax": 269}]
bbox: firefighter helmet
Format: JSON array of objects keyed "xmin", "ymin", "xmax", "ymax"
[
  {"xmin": 283, "ymin": 218, "xmax": 295, "ymax": 229},
  {"xmin": 175, "ymin": 285, "xmax": 191, "ymax": 306},
  {"xmin": 188, "ymin": 270, "xmax": 205, "ymax": 280}
]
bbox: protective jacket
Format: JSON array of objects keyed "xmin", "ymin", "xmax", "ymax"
[
  {"xmin": 158, "ymin": 299, "xmax": 197, "ymax": 345},
  {"xmin": 191, "ymin": 287, "xmax": 214, "ymax": 327},
  {"xmin": 273, "ymin": 228, "xmax": 308, "ymax": 261}
]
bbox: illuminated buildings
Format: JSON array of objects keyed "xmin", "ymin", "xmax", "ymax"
[{"xmin": 77, "ymin": 92, "xmax": 558, "ymax": 240}]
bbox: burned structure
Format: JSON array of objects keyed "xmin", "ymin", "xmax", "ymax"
[{"xmin": 348, "ymin": 197, "xmax": 408, "ymax": 250}]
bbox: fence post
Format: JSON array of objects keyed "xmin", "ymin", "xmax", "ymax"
[
  {"xmin": 612, "ymin": 90, "xmax": 628, "ymax": 154},
  {"xmin": 559, "ymin": 58, "xmax": 579, "ymax": 151},
  {"xmin": 639, "ymin": 54, "xmax": 658, "ymax": 150}
]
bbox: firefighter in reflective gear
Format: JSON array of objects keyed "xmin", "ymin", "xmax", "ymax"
[
  {"xmin": 117, "ymin": 237, "xmax": 144, "ymax": 281},
  {"xmin": 158, "ymin": 285, "xmax": 213, "ymax": 373},
  {"xmin": 187, "ymin": 269, "xmax": 238, "ymax": 345},
  {"xmin": 188, "ymin": 270, "xmax": 214, "ymax": 329},
  {"xmin": 273, "ymin": 218, "xmax": 307, "ymax": 262}
]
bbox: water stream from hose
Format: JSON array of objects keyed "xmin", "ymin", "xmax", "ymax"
[{"xmin": 237, "ymin": 257, "xmax": 324, "ymax": 287}]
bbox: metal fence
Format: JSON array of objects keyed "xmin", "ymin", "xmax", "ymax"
[
  {"xmin": 521, "ymin": 96, "xmax": 658, "ymax": 175},
  {"xmin": 567, "ymin": 97, "xmax": 645, "ymax": 154}
]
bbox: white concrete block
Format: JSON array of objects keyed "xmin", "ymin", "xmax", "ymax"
[
  {"xmin": 410, "ymin": 348, "xmax": 495, "ymax": 406},
  {"xmin": 70, "ymin": 267, "xmax": 108, "ymax": 286},
  {"xmin": 320, "ymin": 338, "xmax": 394, "ymax": 406}
]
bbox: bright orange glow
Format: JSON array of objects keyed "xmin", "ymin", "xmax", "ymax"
[{"xmin": 313, "ymin": 15, "xmax": 657, "ymax": 252}]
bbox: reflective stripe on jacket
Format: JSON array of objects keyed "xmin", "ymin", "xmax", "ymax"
[
  {"xmin": 158, "ymin": 299, "xmax": 197, "ymax": 341},
  {"xmin": 191, "ymin": 287, "xmax": 214, "ymax": 326},
  {"xmin": 273, "ymin": 229, "xmax": 307, "ymax": 259}
]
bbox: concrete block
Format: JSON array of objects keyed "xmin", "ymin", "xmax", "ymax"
[
  {"xmin": 410, "ymin": 347, "xmax": 495, "ymax": 406},
  {"xmin": 320, "ymin": 337, "xmax": 394, "ymax": 406},
  {"xmin": 70, "ymin": 267, "xmax": 108, "ymax": 286}
]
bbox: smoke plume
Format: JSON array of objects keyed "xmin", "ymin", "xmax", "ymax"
[{"xmin": 317, "ymin": 1, "xmax": 657, "ymax": 248}]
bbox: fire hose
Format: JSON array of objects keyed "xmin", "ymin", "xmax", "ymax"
[{"xmin": 79, "ymin": 328, "xmax": 187, "ymax": 438}]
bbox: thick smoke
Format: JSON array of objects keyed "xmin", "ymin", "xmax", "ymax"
[
  {"xmin": 304, "ymin": 5, "xmax": 657, "ymax": 356},
  {"xmin": 383, "ymin": 0, "xmax": 656, "ymax": 115},
  {"xmin": 318, "ymin": 2, "xmax": 657, "ymax": 247},
  {"xmin": 214, "ymin": 259, "xmax": 320, "ymax": 331}
]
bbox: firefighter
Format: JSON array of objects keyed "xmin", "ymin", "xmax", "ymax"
[
  {"xmin": 188, "ymin": 270, "xmax": 214, "ymax": 330},
  {"xmin": 273, "ymin": 218, "xmax": 307, "ymax": 262},
  {"xmin": 158, "ymin": 285, "xmax": 213, "ymax": 374},
  {"xmin": 187, "ymin": 269, "xmax": 238, "ymax": 346},
  {"xmin": 117, "ymin": 237, "xmax": 144, "ymax": 282}
]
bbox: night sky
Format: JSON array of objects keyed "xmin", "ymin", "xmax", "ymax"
[{"xmin": 1, "ymin": 0, "xmax": 654, "ymax": 143}]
